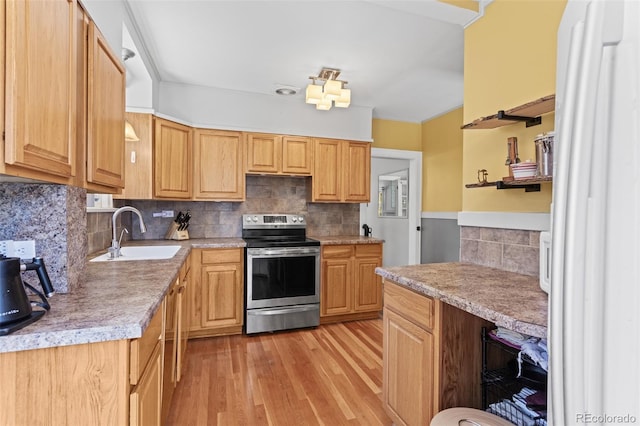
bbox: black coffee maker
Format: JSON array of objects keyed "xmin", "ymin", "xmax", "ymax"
[{"xmin": 0, "ymin": 255, "xmax": 54, "ymax": 335}]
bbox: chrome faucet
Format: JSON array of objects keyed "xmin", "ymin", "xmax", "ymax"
[{"xmin": 109, "ymin": 206, "xmax": 147, "ymax": 258}]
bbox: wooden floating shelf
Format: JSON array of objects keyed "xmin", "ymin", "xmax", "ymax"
[
  {"xmin": 466, "ymin": 176, "xmax": 552, "ymax": 192},
  {"xmin": 462, "ymin": 95, "xmax": 555, "ymax": 130},
  {"xmin": 465, "ymin": 181, "xmax": 498, "ymax": 188}
]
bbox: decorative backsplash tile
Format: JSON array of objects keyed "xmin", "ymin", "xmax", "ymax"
[
  {"xmin": 0, "ymin": 183, "xmax": 87, "ymax": 293},
  {"xmin": 461, "ymin": 226, "xmax": 540, "ymax": 277},
  {"xmin": 88, "ymin": 175, "xmax": 359, "ymax": 246}
]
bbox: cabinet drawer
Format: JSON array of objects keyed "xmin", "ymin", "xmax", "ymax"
[
  {"xmin": 201, "ymin": 248, "xmax": 242, "ymax": 264},
  {"xmin": 322, "ymin": 245, "xmax": 354, "ymax": 259},
  {"xmin": 130, "ymin": 301, "xmax": 164, "ymax": 385},
  {"xmin": 384, "ymin": 281, "xmax": 435, "ymax": 331},
  {"xmin": 355, "ymin": 243, "xmax": 382, "ymax": 258}
]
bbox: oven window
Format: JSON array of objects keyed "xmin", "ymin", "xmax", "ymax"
[{"xmin": 251, "ymin": 255, "xmax": 316, "ymax": 300}]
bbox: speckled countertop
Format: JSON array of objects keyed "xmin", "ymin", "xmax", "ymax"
[
  {"xmin": 376, "ymin": 262, "xmax": 548, "ymax": 338},
  {"xmin": 310, "ymin": 235, "xmax": 384, "ymax": 245},
  {"xmin": 0, "ymin": 238, "xmax": 245, "ymax": 354}
]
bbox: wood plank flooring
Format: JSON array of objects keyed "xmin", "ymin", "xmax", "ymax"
[{"xmin": 167, "ymin": 319, "xmax": 393, "ymax": 426}]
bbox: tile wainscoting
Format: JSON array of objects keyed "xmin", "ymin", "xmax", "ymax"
[{"xmin": 460, "ymin": 226, "xmax": 540, "ymax": 277}]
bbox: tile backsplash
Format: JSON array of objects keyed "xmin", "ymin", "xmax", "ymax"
[
  {"xmin": 460, "ymin": 226, "xmax": 540, "ymax": 277},
  {"xmin": 88, "ymin": 175, "xmax": 359, "ymax": 248}
]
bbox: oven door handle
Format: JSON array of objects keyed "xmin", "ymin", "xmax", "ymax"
[
  {"xmin": 248, "ymin": 305, "xmax": 319, "ymax": 316},
  {"xmin": 247, "ymin": 247, "xmax": 320, "ymax": 256}
]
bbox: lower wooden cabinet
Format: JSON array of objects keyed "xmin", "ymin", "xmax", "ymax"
[
  {"xmin": 382, "ymin": 280, "xmax": 490, "ymax": 425},
  {"xmin": 189, "ymin": 248, "xmax": 244, "ymax": 338},
  {"xmin": 130, "ymin": 342, "xmax": 163, "ymax": 426},
  {"xmin": 320, "ymin": 243, "xmax": 382, "ymax": 323}
]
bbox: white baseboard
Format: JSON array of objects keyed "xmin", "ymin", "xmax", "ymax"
[{"xmin": 457, "ymin": 211, "xmax": 550, "ymax": 231}]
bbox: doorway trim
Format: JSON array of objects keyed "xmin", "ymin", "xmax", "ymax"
[{"xmin": 368, "ymin": 148, "xmax": 422, "ymax": 265}]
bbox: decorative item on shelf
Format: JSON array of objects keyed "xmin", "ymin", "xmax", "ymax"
[
  {"xmin": 504, "ymin": 136, "xmax": 520, "ymax": 181},
  {"xmin": 465, "ymin": 168, "xmax": 498, "ymax": 188},
  {"xmin": 305, "ymin": 67, "xmax": 351, "ymax": 110},
  {"xmin": 478, "ymin": 169, "xmax": 489, "ymax": 184},
  {"xmin": 534, "ymin": 131, "xmax": 554, "ymax": 177},
  {"xmin": 165, "ymin": 211, "xmax": 190, "ymax": 240}
]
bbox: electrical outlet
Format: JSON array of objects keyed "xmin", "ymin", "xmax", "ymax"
[
  {"xmin": 162, "ymin": 210, "xmax": 175, "ymax": 218},
  {"xmin": 13, "ymin": 240, "xmax": 36, "ymax": 259},
  {"xmin": 0, "ymin": 240, "xmax": 14, "ymax": 257}
]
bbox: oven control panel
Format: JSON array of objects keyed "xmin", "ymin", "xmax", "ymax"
[{"xmin": 242, "ymin": 214, "xmax": 306, "ymax": 228}]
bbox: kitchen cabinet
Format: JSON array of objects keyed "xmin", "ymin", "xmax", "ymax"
[
  {"xmin": 85, "ymin": 20, "xmax": 125, "ymax": 189},
  {"xmin": 2, "ymin": 0, "xmax": 77, "ymax": 183},
  {"xmin": 161, "ymin": 277, "xmax": 178, "ymax": 423},
  {"xmin": 160, "ymin": 254, "xmax": 190, "ymax": 423},
  {"xmin": 245, "ymin": 133, "xmax": 313, "ymax": 176},
  {"xmin": 189, "ymin": 248, "xmax": 244, "ymax": 338},
  {"xmin": 129, "ymin": 302, "xmax": 164, "ymax": 426},
  {"xmin": 382, "ymin": 280, "xmax": 490, "ymax": 425},
  {"xmin": 154, "ymin": 117, "xmax": 193, "ymax": 199},
  {"xmin": 176, "ymin": 254, "xmax": 191, "ymax": 381},
  {"xmin": 310, "ymin": 139, "xmax": 371, "ymax": 202},
  {"xmin": 0, "ymin": 299, "xmax": 166, "ymax": 426},
  {"xmin": 320, "ymin": 243, "xmax": 382, "ymax": 323},
  {"xmin": 193, "ymin": 129, "xmax": 245, "ymax": 200}
]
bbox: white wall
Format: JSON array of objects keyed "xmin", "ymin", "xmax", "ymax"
[{"xmin": 157, "ymin": 82, "xmax": 373, "ymax": 141}]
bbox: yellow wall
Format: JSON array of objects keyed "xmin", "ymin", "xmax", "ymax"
[
  {"xmin": 422, "ymin": 108, "xmax": 464, "ymax": 212},
  {"xmin": 372, "ymin": 119, "xmax": 422, "ymax": 151},
  {"xmin": 462, "ymin": 0, "xmax": 566, "ymax": 212},
  {"xmin": 438, "ymin": 0, "xmax": 479, "ymax": 12}
]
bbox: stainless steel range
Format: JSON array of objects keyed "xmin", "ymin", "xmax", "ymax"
[{"xmin": 242, "ymin": 214, "xmax": 320, "ymax": 334}]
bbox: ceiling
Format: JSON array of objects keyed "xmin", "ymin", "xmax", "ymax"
[{"xmin": 124, "ymin": 1, "xmax": 487, "ymax": 123}]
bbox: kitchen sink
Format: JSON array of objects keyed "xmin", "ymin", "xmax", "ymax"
[{"xmin": 90, "ymin": 245, "xmax": 181, "ymax": 262}]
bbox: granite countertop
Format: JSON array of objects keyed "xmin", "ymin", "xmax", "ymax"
[
  {"xmin": 310, "ymin": 235, "xmax": 384, "ymax": 245},
  {"xmin": 0, "ymin": 238, "xmax": 245, "ymax": 354},
  {"xmin": 376, "ymin": 262, "xmax": 548, "ymax": 338}
]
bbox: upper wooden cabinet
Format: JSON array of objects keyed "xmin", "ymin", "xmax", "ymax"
[
  {"xmin": 3, "ymin": 0, "xmax": 77, "ymax": 181},
  {"xmin": 311, "ymin": 138, "xmax": 371, "ymax": 202},
  {"xmin": 85, "ymin": 21, "xmax": 125, "ymax": 189},
  {"xmin": 245, "ymin": 133, "xmax": 312, "ymax": 176},
  {"xmin": 154, "ymin": 117, "xmax": 193, "ymax": 199},
  {"xmin": 194, "ymin": 129, "xmax": 245, "ymax": 200}
]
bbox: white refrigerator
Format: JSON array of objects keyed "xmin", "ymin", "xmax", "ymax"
[{"xmin": 550, "ymin": 0, "xmax": 640, "ymax": 424}]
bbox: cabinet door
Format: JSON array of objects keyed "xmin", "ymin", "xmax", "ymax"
[
  {"xmin": 343, "ymin": 141, "xmax": 371, "ymax": 202},
  {"xmin": 383, "ymin": 308, "xmax": 435, "ymax": 426},
  {"xmin": 200, "ymin": 264, "xmax": 243, "ymax": 328},
  {"xmin": 193, "ymin": 129, "xmax": 245, "ymax": 200},
  {"xmin": 282, "ymin": 136, "xmax": 312, "ymax": 175},
  {"xmin": 321, "ymin": 258, "xmax": 352, "ymax": 316},
  {"xmin": 154, "ymin": 118, "xmax": 192, "ymax": 199},
  {"xmin": 176, "ymin": 265, "xmax": 190, "ymax": 382},
  {"xmin": 86, "ymin": 21, "xmax": 125, "ymax": 188},
  {"xmin": 312, "ymin": 138, "xmax": 342, "ymax": 201},
  {"xmin": 245, "ymin": 133, "xmax": 281, "ymax": 174},
  {"xmin": 354, "ymin": 257, "xmax": 382, "ymax": 312},
  {"xmin": 130, "ymin": 342, "xmax": 163, "ymax": 426},
  {"xmin": 4, "ymin": 0, "xmax": 76, "ymax": 178},
  {"xmin": 161, "ymin": 284, "xmax": 178, "ymax": 424}
]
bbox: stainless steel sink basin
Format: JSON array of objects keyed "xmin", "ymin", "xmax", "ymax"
[{"xmin": 90, "ymin": 245, "xmax": 181, "ymax": 262}]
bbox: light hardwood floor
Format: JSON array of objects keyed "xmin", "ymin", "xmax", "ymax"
[{"xmin": 167, "ymin": 319, "xmax": 393, "ymax": 425}]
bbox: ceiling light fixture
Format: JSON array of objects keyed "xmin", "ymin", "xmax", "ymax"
[{"xmin": 305, "ymin": 68, "xmax": 350, "ymax": 110}]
